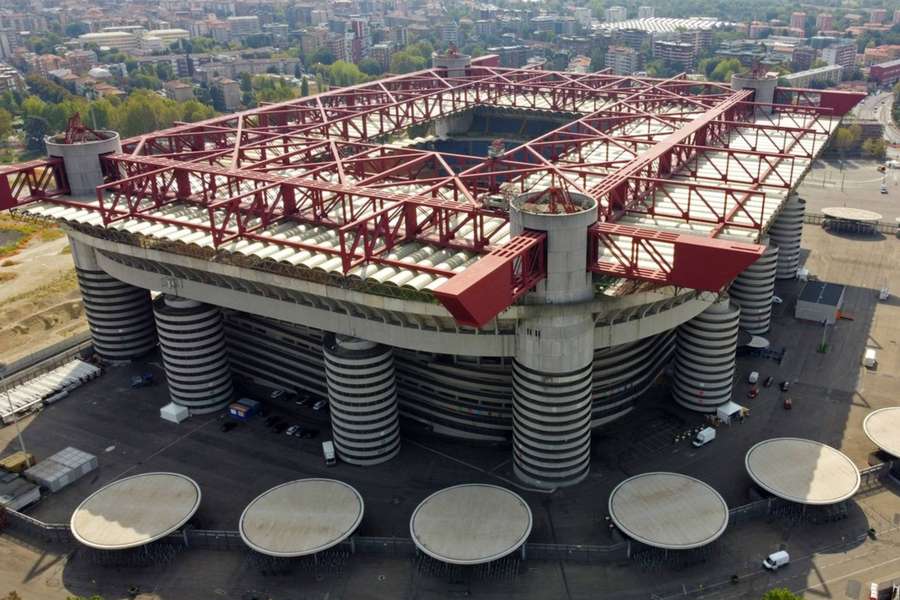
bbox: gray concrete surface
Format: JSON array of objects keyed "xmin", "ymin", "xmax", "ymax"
[{"xmin": 0, "ymin": 222, "xmax": 899, "ymax": 598}]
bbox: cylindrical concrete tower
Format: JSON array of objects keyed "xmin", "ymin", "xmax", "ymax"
[
  {"xmin": 729, "ymin": 243, "xmax": 779, "ymax": 335},
  {"xmin": 323, "ymin": 334, "xmax": 401, "ymax": 465},
  {"xmin": 153, "ymin": 296, "xmax": 233, "ymax": 414},
  {"xmin": 431, "ymin": 50, "xmax": 471, "ymax": 78},
  {"xmin": 45, "ymin": 130, "xmax": 121, "ymax": 196},
  {"xmin": 769, "ymin": 196, "xmax": 806, "ymax": 279},
  {"xmin": 70, "ymin": 239, "xmax": 156, "ymax": 362},
  {"xmin": 510, "ymin": 190, "xmax": 597, "ymax": 489},
  {"xmin": 731, "ymin": 73, "xmax": 777, "ymax": 114},
  {"xmin": 672, "ymin": 296, "xmax": 741, "ymax": 412}
]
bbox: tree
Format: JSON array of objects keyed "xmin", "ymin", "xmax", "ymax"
[
  {"xmin": 390, "ymin": 50, "xmax": 426, "ymax": 74},
  {"xmin": 358, "ymin": 58, "xmax": 383, "ymax": 77},
  {"xmin": 0, "ymin": 108, "xmax": 13, "ymax": 142},
  {"xmin": 64, "ymin": 22, "xmax": 90, "ymax": 37},
  {"xmin": 761, "ymin": 589, "xmax": 802, "ymax": 600},
  {"xmin": 155, "ymin": 62, "xmax": 174, "ymax": 81},
  {"xmin": 311, "ymin": 48, "xmax": 336, "ymax": 66},
  {"xmin": 300, "ymin": 76, "xmax": 310, "ymax": 97},
  {"xmin": 832, "ymin": 125, "xmax": 861, "ymax": 159},
  {"xmin": 862, "ymin": 137, "xmax": 887, "ymax": 159},
  {"xmin": 24, "ymin": 115, "xmax": 49, "ymax": 153},
  {"xmin": 210, "ymin": 85, "xmax": 226, "ymax": 112}
]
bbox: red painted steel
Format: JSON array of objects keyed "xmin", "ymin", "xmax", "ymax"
[{"xmin": 0, "ymin": 63, "xmax": 864, "ymax": 328}]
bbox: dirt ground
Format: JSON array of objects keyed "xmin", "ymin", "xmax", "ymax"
[{"xmin": 0, "ymin": 219, "xmax": 86, "ymax": 366}]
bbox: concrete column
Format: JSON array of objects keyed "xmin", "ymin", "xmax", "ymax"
[
  {"xmin": 70, "ymin": 239, "xmax": 156, "ymax": 362},
  {"xmin": 510, "ymin": 191, "xmax": 597, "ymax": 489},
  {"xmin": 323, "ymin": 334, "xmax": 401, "ymax": 466},
  {"xmin": 153, "ymin": 295, "xmax": 233, "ymax": 414},
  {"xmin": 672, "ymin": 296, "xmax": 741, "ymax": 412},
  {"xmin": 769, "ymin": 196, "xmax": 805, "ymax": 279},
  {"xmin": 45, "ymin": 131, "xmax": 121, "ymax": 196},
  {"xmin": 731, "ymin": 74, "xmax": 777, "ymax": 114},
  {"xmin": 729, "ymin": 243, "xmax": 779, "ymax": 334}
]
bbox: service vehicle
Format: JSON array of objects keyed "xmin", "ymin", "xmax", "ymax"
[
  {"xmin": 692, "ymin": 427, "xmax": 716, "ymax": 447},
  {"xmin": 763, "ymin": 550, "xmax": 790, "ymax": 571},
  {"xmin": 748, "ymin": 371, "xmax": 759, "ymax": 384},
  {"xmin": 322, "ymin": 440, "xmax": 337, "ymax": 466}
]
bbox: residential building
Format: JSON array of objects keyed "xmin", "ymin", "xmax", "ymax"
[
  {"xmin": 604, "ymin": 46, "xmax": 639, "ymax": 75},
  {"xmin": 370, "ymin": 42, "xmax": 393, "ymax": 71},
  {"xmin": 214, "ymin": 77, "xmax": 242, "ymax": 111},
  {"xmin": 604, "ymin": 6, "xmax": 627, "ymax": 23},
  {"xmin": 165, "ymin": 80, "xmax": 194, "ymax": 102},
  {"xmin": 870, "ymin": 8, "xmax": 887, "ymax": 24},
  {"xmin": 864, "ymin": 45, "xmax": 900, "ymax": 65},
  {"xmin": 637, "ymin": 6, "xmax": 654, "ymax": 19},
  {"xmin": 782, "ymin": 64, "xmax": 842, "ymax": 87},
  {"xmin": 0, "ymin": 62, "xmax": 23, "ymax": 92},
  {"xmin": 652, "ymin": 39, "xmax": 696, "ymax": 69},
  {"xmin": 821, "ymin": 40, "xmax": 856, "ymax": 71},
  {"xmin": 816, "ymin": 14, "xmax": 833, "ymax": 31},
  {"xmin": 791, "ymin": 46, "xmax": 816, "ymax": 71},
  {"xmin": 228, "ymin": 15, "xmax": 261, "ymax": 38},
  {"xmin": 572, "ymin": 7, "xmax": 592, "ymax": 29},
  {"xmin": 78, "ymin": 31, "xmax": 140, "ymax": 52},
  {"xmin": 790, "ymin": 12, "xmax": 806, "ymax": 31},
  {"xmin": 438, "ymin": 22, "xmax": 459, "ymax": 46},
  {"xmin": 870, "ymin": 58, "xmax": 900, "ymax": 85}
]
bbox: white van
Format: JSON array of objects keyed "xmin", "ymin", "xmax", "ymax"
[
  {"xmin": 748, "ymin": 371, "xmax": 759, "ymax": 384},
  {"xmin": 322, "ymin": 440, "xmax": 337, "ymax": 466},
  {"xmin": 692, "ymin": 427, "xmax": 716, "ymax": 447},
  {"xmin": 763, "ymin": 550, "xmax": 790, "ymax": 571},
  {"xmin": 864, "ymin": 348, "xmax": 877, "ymax": 368}
]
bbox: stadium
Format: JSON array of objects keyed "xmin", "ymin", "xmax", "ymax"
[{"xmin": 0, "ymin": 53, "xmax": 863, "ymax": 490}]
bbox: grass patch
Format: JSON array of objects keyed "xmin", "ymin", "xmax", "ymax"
[
  {"xmin": 59, "ymin": 245, "xmax": 71, "ymax": 255},
  {"xmin": 4, "ymin": 269, "xmax": 77, "ymax": 304},
  {"xmin": 0, "ymin": 271, "xmax": 17, "ymax": 283},
  {"xmin": 0, "ymin": 213, "xmax": 64, "ymax": 258},
  {"xmin": 1, "ymin": 259, "xmax": 18, "ymax": 267}
]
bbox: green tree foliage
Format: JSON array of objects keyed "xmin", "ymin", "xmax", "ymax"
[
  {"xmin": 832, "ymin": 124, "xmax": 862, "ymax": 158},
  {"xmin": 358, "ymin": 58, "xmax": 384, "ymax": 77},
  {"xmin": 761, "ymin": 588, "xmax": 802, "ymax": 600},
  {"xmin": 0, "ymin": 108, "xmax": 13, "ymax": 141},
  {"xmin": 390, "ymin": 50, "xmax": 426, "ymax": 74},
  {"xmin": 155, "ymin": 62, "xmax": 174, "ymax": 81},
  {"xmin": 251, "ymin": 76, "xmax": 300, "ymax": 104},
  {"xmin": 210, "ymin": 85, "xmax": 226, "ymax": 112},
  {"xmin": 311, "ymin": 48, "xmax": 336, "ymax": 66},
  {"xmin": 300, "ymin": 76, "xmax": 310, "ymax": 97},
  {"xmin": 64, "ymin": 22, "xmax": 90, "ymax": 37},
  {"xmin": 709, "ymin": 58, "xmax": 745, "ymax": 82},
  {"xmin": 319, "ymin": 61, "xmax": 368, "ymax": 87},
  {"xmin": 862, "ymin": 137, "xmax": 887, "ymax": 160},
  {"xmin": 26, "ymin": 32, "xmax": 63, "ymax": 55},
  {"xmin": 24, "ymin": 75, "xmax": 71, "ymax": 104}
]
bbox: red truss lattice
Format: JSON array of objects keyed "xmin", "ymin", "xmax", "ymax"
[{"xmin": 0, "ymin": 57, "xmax": 864, "ymax": 327}]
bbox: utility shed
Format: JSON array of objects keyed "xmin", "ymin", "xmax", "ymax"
[{"xmin": 795, "ymin": 281, "xmax": 845, "ymax": 325}]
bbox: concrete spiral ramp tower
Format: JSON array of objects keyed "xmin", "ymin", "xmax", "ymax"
[
  {"xmin": 153, "ymin": 296, "xmax": 233, "ymax": 414},
  {"xmin": 323, "ymin": 334, "xmax": 401, "ymax": 466},
  {"xmin": 769, "ymin": 196, "xmax": 806, "ymax": 279},
  {"xmin": 729, "ymin": 243, "xmax": 779, "ymax": 335},
  {"xmin": 672, "ymin": 296, "xmax": 741, "ymax": 412},
  {"xmin": 70, "ymin": 240, "xmax": 156, "ymax": 362},
  {"xmin": 509, "ymin": 190, "xmax": 597, "ymax": 489}
]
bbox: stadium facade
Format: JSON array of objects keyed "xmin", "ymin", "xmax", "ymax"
[{"xmin": 0, "ymin": 55, "xmax": 862, "ymax": 488}]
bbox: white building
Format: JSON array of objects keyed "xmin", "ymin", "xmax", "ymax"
[{"xmin": 604, "ymin": 6, "xmax": 627, "ymax": 22}]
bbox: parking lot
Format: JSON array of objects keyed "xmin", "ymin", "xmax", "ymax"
[
  {"xmin": 1, "ymin": 221, "xmax": 899, "ymax": 599},
  {"xmin": 798, "ymin": 158, "xmax": 900, "ymax": 223}
]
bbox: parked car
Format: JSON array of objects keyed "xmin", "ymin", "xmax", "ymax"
[
  {"xmin": 747, "ymin": 388, "xmax": 759, "ymax": 399},
  {"xmin": 780, "ymin": 380, "xmax": 791, "ymax": 392},
  {"xmin": 748, "ymin": 371, "xmax": 759, "ymax": 384},
  {"xmin": 762, "ymin": 550, "xmax": 790, "ymax": 571},
  {"xmin": 772, "ymin": 296, "xmax": 783, "ymax": 305},
  {"xmin": 313, "ymin": 399, "xmax": 328, "ymax": 411},
  {"xmin": 763, "ymin": 376, "xmax": 774, "ymax": 387},
  {"xmin": 130, "ymin": 373, "xmax": 154, "ymax": 388},
  {"xmin": 221, "ymin": 421, "xmax": 238, "ymax": 433},
  {"xmin": 285, "ymin": 425, "xmax": 299, "ymax": 436},
  {"xmin": 783, "ymin": 397, "xmax": 793, "ymax": 410}
]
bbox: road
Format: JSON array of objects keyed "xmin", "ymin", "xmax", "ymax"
[{"xmin": 852, "ymin": 90, "xmax": 900, "ymax": 145}]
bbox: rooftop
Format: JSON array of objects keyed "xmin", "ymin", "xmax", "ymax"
[{"xmin": 798, "ymin": 281, "xmax": 846, "ymax": 306}]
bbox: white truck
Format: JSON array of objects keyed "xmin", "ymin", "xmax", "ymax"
[
  {"xmin": 864, "ymin": 348, "xmax": 878, "ymax": 368},
  {"xmin": 322, "ymin": 440, "xmax": 337, "ymax": 466},
  {"xmin": 763, "ymin": 550, "xmax": 790, "ymax": 571},
  {"xmin": 692, "ymin": 427, "xmax": 716, "ymax": 447}
]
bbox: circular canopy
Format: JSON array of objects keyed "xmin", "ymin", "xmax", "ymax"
[
  {"xmin": 70, "ymin": 472, "xmax": 201, "ymax": 550},
  {"xmin": 864, "ymin": 407, "xmax": 900, "ymax": 458},
  {"xmin": 239, "ymin": 478, "xmax": 364, "ymax": 557},
  {"xmin": 608, "ymin": 472, "xmax": 729, "ymax": 550},
  {"xmin": 745, "ymin": 438, "xmax": 860, "ymax": 505},
  {"xmin": 410, "ymin": 484, "xmax": 532, "ymax": 565},
  {"xmin": 822, "ymin": 207, "xmax": 882, "ymax": 222}
]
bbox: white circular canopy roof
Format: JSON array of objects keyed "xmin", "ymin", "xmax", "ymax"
[
  {"xmin": 745, "ymin": 438, "xmax": 860, "ymax": 505},
  {"xmin": 70, "ymin": 472, "xmax": 201, "ymax": 550},
  {"xmin": 239, "ymin": 478, "xmax": 364, "ymax": 557},
  {"xmin": 864, "ymin": 407, "xmax": 900, "ymax": 458},
  {"xmin": 822, "ymin": 207, "xmax": 883, "ymax": 222},
  {"xmin": 410, "ymin": 484, "xmax": 532, "ymax": 565},
  {"xmin": 608, "ymin": 472, "xmax": 729, "ymax": 550}
]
